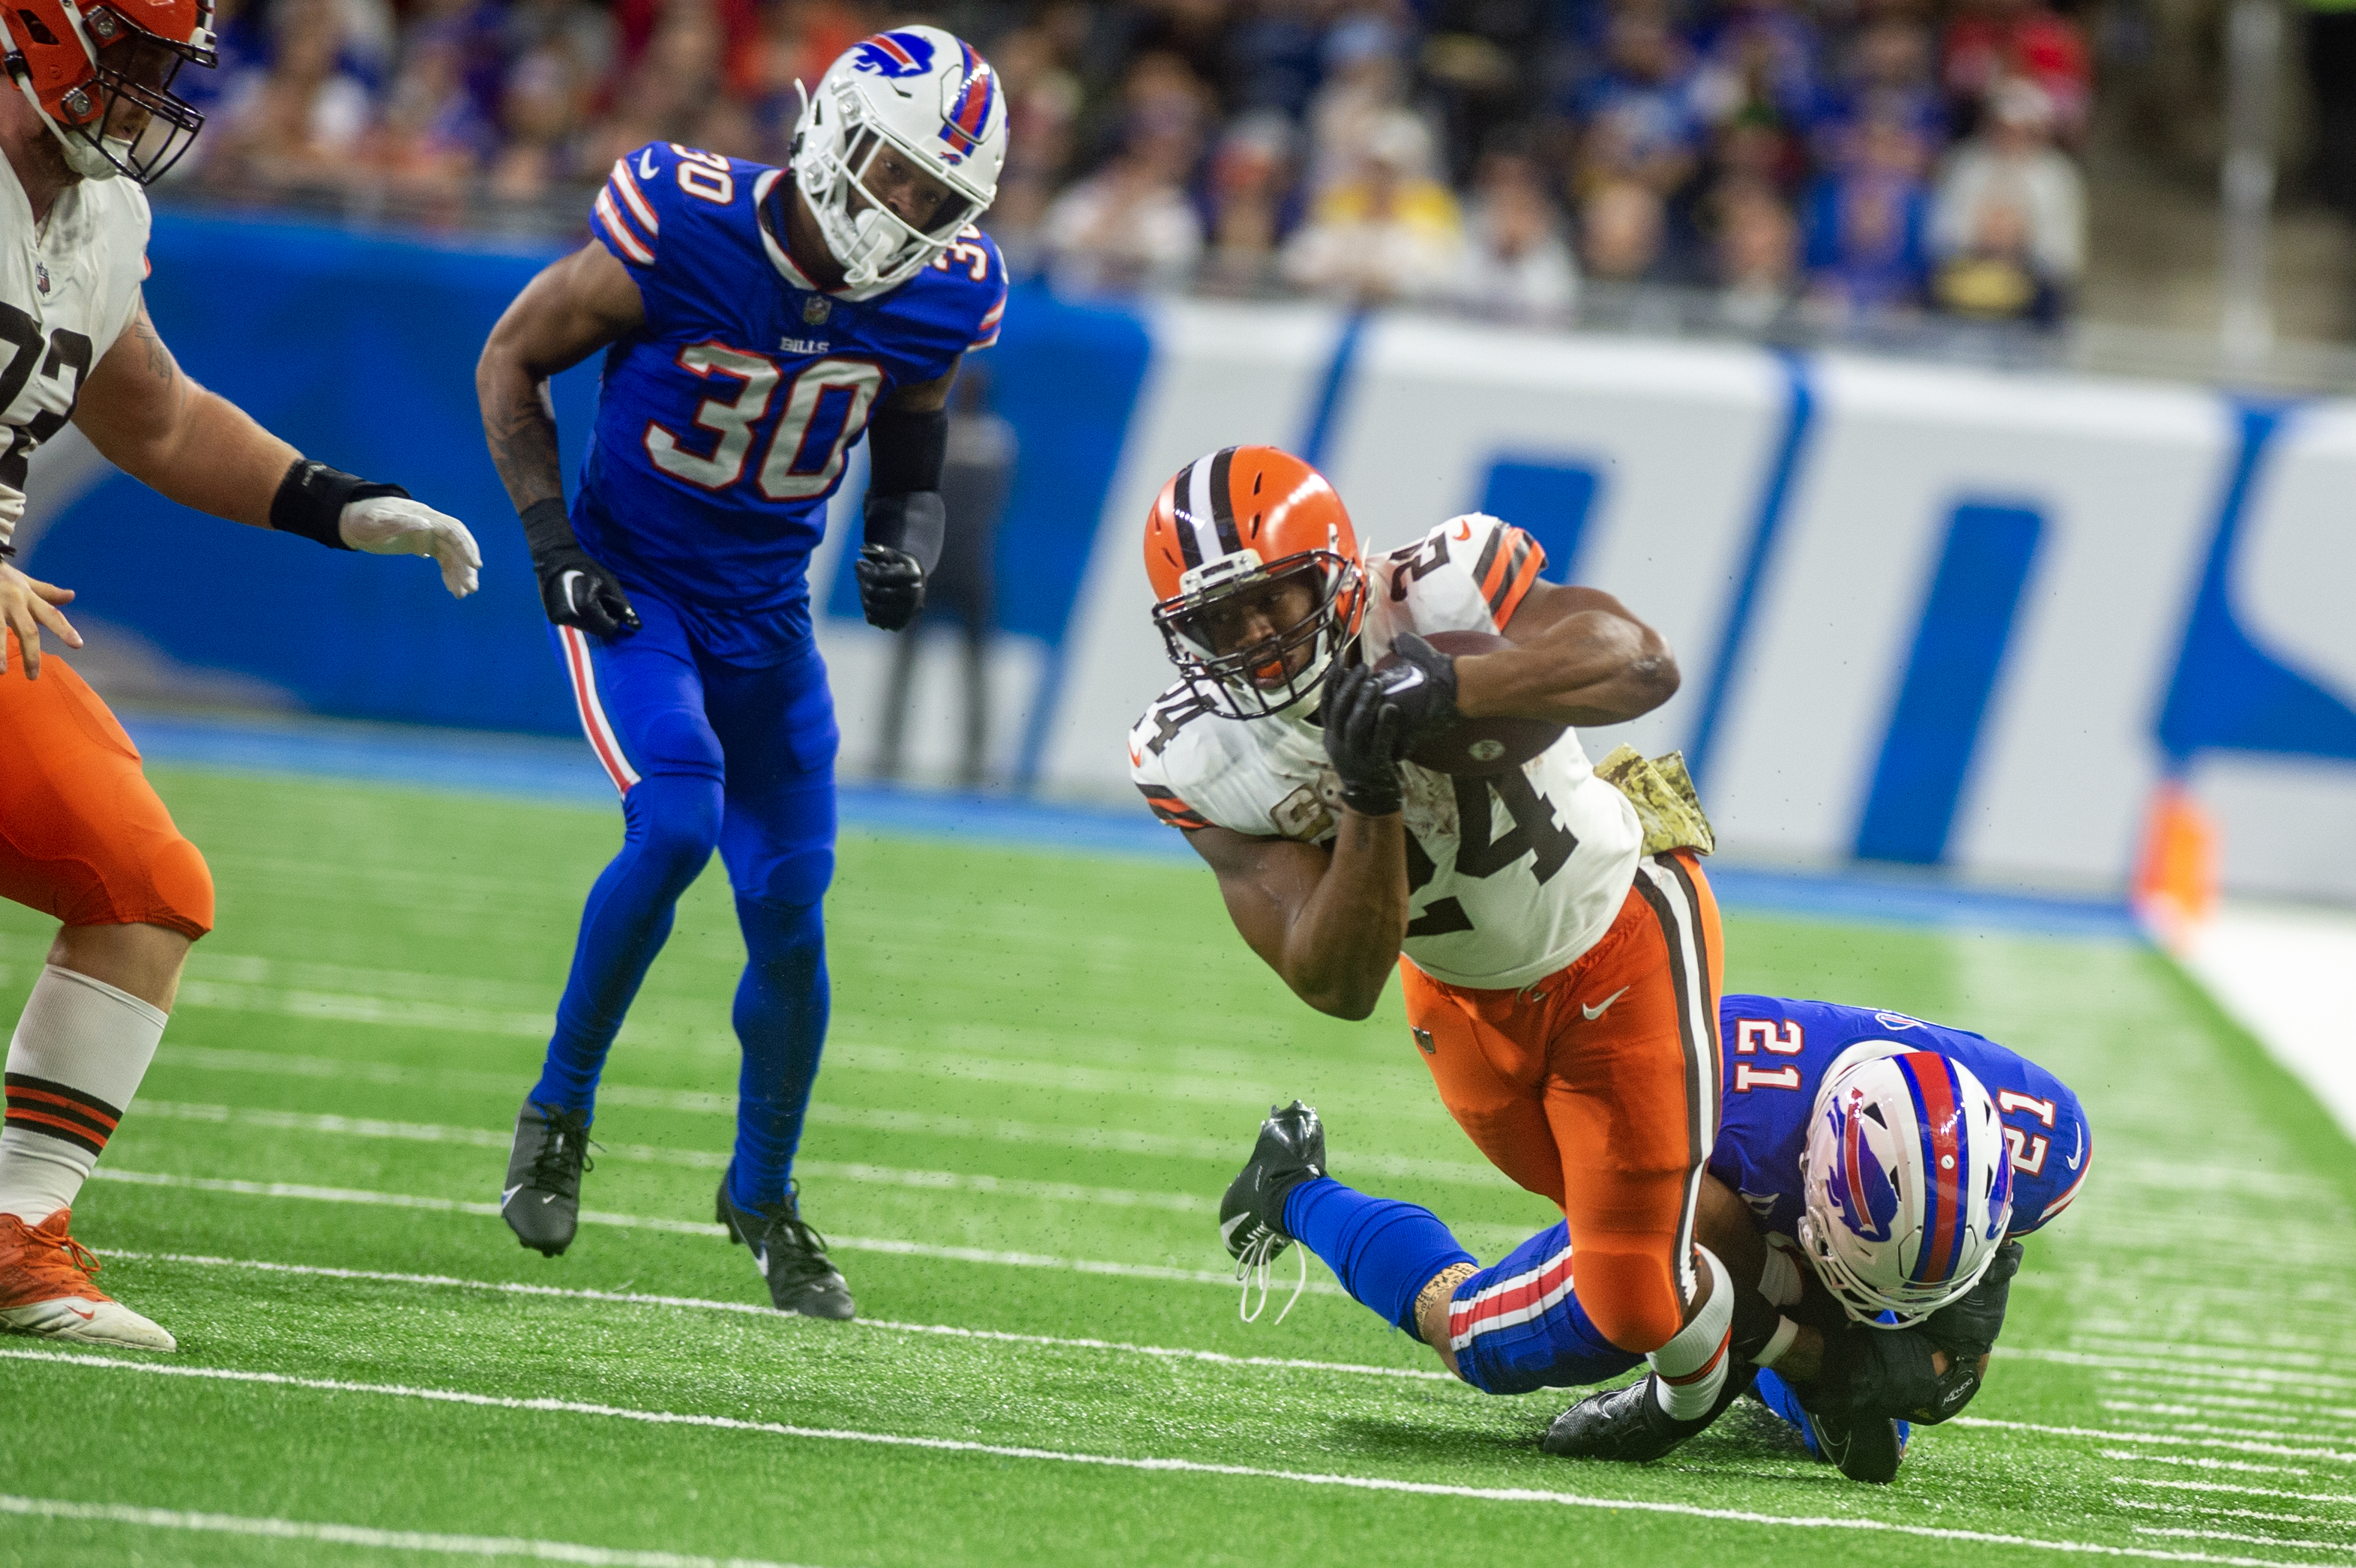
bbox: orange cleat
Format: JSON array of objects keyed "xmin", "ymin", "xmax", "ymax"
[{"xmin": 0, "ymin": 1208, "xmax": 175, "ymax": 1351}]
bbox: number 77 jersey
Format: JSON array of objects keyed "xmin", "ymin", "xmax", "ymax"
[{"xmin": 576, "ymin": 142, "xmax": 1005, "ymax": 659}]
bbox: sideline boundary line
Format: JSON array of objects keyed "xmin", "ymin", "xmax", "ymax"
[
  {"xmin": 0, "ymin": 1348, "xmax": 2331, "ymax": 1568},
  {"xmin": 86, "ymin": 1169, "xmax": 1349, "ymax": 1294},
  {"xmin": 0, "ymin": 1494, "xmax": 813, "ymax": 1567},
  {"xmin": 97, "ymin": 1249, "xmax": 1450, "ymax": 1384}
]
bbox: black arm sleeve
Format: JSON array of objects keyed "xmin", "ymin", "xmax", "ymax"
[{"xmin": 865, "ymin": 404, "xmax": 947, "ymax": 496}]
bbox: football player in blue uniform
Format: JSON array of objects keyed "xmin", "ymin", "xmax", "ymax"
[
  {"xmin": 1220, "ymin": 996, "xmax": 2090, "ymax": 1482},
  {"xmin": 474, "ymin": 25, "xmax": 1008, "ymax": 1318}
]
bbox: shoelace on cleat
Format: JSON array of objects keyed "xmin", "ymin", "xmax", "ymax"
[
  {"xmin": 526, "ymin": 1108, "xmax": 597, "ymax": 1195},
  {"xmin": 744, "ymin": 1183, "xmax": 840, "ymax": 1286},
  {"xmin": 4, "ymin": 1219, "xmax": 108, "ymax": 1299},
  {"xmin": 1233, "ymin": 1227, "xmax": 1307, "ymax": 1326}
]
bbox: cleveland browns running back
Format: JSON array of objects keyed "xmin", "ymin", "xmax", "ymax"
[
  {"xmin": 0, "ymin": 0, "xmax": 478, "ymax": 1351},
  {"xmin": 1127, "ymin": 445, "xmax": 1738, "ymax": 1443}
]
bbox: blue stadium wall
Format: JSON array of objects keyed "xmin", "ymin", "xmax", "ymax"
[{"xmin": 23, "ymin": 213, "xmax": 2356, "ymax": 899}]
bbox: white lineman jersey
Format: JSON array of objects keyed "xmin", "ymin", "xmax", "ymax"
[
  {"xmin": 0, "ymin": 159, "xmax": 151, "ymax": 550},
  {"xmin": 1130, "ymin": 513, "xmax": 1644, "ymax": 992}
]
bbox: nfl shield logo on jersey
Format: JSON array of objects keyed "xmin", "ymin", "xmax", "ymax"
[
  {"xmin": 34, "ymin": 263, "xmax": 49, "ymax": 296},
  {"xmin": 802, "ymin": 295, "xmax": 831, "ymax": 325}
]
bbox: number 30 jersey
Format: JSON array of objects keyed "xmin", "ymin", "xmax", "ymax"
[
  {"xmin": 581, "ymin": 143, "xmax": 1007, "ymax": 662},
  {"xmin": 0, "ymin": 162, "xmax": 149, "ymax": 551},
  {"xmin": 1130, "ymin": 514, "xmax": 1645, "ymax": 992}
]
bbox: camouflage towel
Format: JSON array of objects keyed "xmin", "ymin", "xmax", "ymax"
[{"xmin": 1594, "ymin": 745, "xmax": 1717, "ymax": 857}]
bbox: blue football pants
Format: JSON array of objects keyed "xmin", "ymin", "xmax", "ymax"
[{"xmin": 531, "ymin": 588, "xmax": 838, "ymax": 1212}]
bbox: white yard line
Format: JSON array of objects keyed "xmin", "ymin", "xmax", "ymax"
[
  {"xmin": 0, "ymin": 1348, "xmax": 2339, "ymax": 1568},
  {"xmin": 2004, "ymin": 1350, "xmax": 2356, "ymax": 1396},
  {"xmin": 84, "ymin": 1168, "xmax": 1348, "ymax": 1294},
  {"xmin": 0, "ymin": 1494, "xmax": 813, "ymax": 1567},
  {"xmin": 2119, "ymin": 1480, "xmax": 2356, "ymax": 1507},
  {"xmin": 145, "ymin": 1046, "xmax": 1505, "ymax": 1186},
  {"xmin": 2112, "ymin": 1501, "xmax": 2356, "ymax": 1530},
  {"xmin": 96, "ymin": 1249, "xmax": 1447, "ymax": 1383},
  {"xmin": 2134, "ymin": 1527, "xmax": 2356, "ymax": 1555},
  {"xmin": 1954, "ymin": 1418, "xmax": 2356, "ymax": 1466},
  {"xmin": 129, "ymin": 1103, "xmax": 1211, "ymax": 1214}
]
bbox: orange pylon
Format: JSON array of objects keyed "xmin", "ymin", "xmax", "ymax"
[{"xmin": 2132, "ymin": 778, "xmax": 2220, "ymax": 950}]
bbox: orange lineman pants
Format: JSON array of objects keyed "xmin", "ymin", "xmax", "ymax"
[
  {"xmin": 0, "ymin": 635, "xmax": 214, "ymax": 938},
  {"xmin": 1401, "ymin": 851, "xmax": 1722, "ymax": 1355}
]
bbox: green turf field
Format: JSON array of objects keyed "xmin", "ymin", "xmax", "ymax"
[{"xmin": 3, "ymin": 766, "xmax": 2354, "ymax": 1567}]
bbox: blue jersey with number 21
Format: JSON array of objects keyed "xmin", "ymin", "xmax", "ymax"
[
  {"xmin": 579, "ymin": 142, "xmax": 1006, "ymax": 663},
  {"xmin": 1709, "ymin": 995, "xmax": 2093, "ymax": 1246}
]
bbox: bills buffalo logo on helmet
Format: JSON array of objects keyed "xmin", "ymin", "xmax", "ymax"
[
  {"xmin": 849, "ymin": 31, "xmax": 936, "ymax": 79},
  {"xmin": 1824, "ymin": 1089, "xmax": 1899, "ymax": 1243}
]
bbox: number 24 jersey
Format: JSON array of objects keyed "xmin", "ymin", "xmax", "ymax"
[
  {"xmin": 1130, "ymin": 514, "xmax": 1645, "ymax": 992},
  {"xmin": 581, "ymin": 143, "xmax": 1006, "ymax": 661}
]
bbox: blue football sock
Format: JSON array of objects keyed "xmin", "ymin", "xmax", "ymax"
[
  {"xmin": 531, "ymin": 774, "xmax": 722, "ymax": 1117},
  {"xmin": 1282, "ymin": 1177, "xmax": 1476, "ymax": 1333},
  {"xmin": 725, "ymin": 893, "xmax": 828, "ymax": 1212}
]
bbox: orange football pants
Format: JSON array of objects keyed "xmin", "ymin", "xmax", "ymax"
[
  {"xmin": 0, "ymin": 635, "xmax": 214, "ymax": 938},
  {"xmin": 1401, "ymin": 851, "xmax": 1723, "ymax": 1354}
]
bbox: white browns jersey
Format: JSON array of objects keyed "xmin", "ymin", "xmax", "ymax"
[
  {"xmin": 0, "ymin": 160, "xmax": 151, "ymax": 550},
  {"xmin": 1131, "ymin": 513, "xmax": 1644, "ymax": 992}
]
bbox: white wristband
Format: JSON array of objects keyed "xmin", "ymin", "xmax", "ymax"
[{"xmin": 1755, "ymin": 1314, "xmax": 1801, "ymax": 1369}]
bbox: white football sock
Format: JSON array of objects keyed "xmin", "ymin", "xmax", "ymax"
[
  {"xmin": 0, "ymin": 965, "xmax": 168, "ymax": 1225},
  {"xmin": 1650, "ymin": 1244, "xmax": 1735, "ymax": 1420}
]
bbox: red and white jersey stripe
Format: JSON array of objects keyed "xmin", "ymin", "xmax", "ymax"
[
  {"xmin": 558, "ymin": 625, "xmax": 641, "ymax": 795},
  {"xmin": 1447, "ymin": 1234, "xmax": 1576, "ymax": 1352},
  {"xmin": 592, "ymin": 161, "xmax": 658, "ymax": 267}
]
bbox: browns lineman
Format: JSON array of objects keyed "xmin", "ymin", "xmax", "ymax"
[
  {"xmin": 1130, "ymin": 445, "xmax": 1738, "ymax": 1445},
  {"xmin": 0, "ymin": 0, "xmax": 479, "ymax": 1351}
]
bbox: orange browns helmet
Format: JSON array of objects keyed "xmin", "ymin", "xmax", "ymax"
[
  {"xmin": 1, "ymin": 0, "xmax": 216, "ymax": 184},
  {"xmin": 1144, "ymin": 445, "xmax": 1367, "ymax": 720}
]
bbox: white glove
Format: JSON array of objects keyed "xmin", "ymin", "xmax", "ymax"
[{"xmin": 338, "ymin": 495, "xmax": 483, "ymax": 598}]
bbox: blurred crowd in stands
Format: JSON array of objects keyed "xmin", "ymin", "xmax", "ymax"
[{"xmin": 174, "ymin": 0, "xmax": 2098, "ymax": 328}]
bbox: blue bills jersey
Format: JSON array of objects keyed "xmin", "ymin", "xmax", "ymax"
[
  {"xmin": 579, "ymin": 142, "xmax": 1007, "ymax": 663},
  {"xmin": 1709, "ymin": 995, "xmax": 2092, "ymax": 1245}
]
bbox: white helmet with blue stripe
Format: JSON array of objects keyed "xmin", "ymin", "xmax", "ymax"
[
  {"xmin": 791, "ymin": 26, "xmax": 1007, "ymax": 296},
  {"xmin": 1798, "ymin": 1049, "xmax": 2014, "ymax": 1327}
]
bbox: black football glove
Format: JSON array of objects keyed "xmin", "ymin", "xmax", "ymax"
[
  {"xmin": 855, "ymin": 543, "xmax": 926, "ymax": 632},
  {"xmin": 1320, "ymin": 663, "xmax": 1405, "ymax": 816},
  {"xmin": 1801, "ymin": 1321, "xmax": 1944, "ymax": 1423},
  {"xmin": 1920, "ymin": 1240, "xmax": 2022, "ymax": 1366},
  {"xmin": 521, "ymin": 501, "xmax": 639, "ymax": 639},
  {"xmin": 1376, "ymin": 631, "xmax": 1462, "ymax": 748}
]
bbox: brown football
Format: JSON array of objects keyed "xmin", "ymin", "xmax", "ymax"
[{"xmin": 1379, "ymin": 630, "xmax": 1567, "ymax": 777}]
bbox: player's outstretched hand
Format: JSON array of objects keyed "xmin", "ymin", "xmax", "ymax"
[
  {"xmin": 340, "ymin": 496, "xmax": 484, "ymax": 598},
  {"xmin": 1321, "ymin": 663, "xmax": 1405, "ymax": 816},
  {"xmin": 1377, "ymin": 631, "xmax": 1462, "ymax": 746},
  {"xmin": 0, "ymin": 561, "xmax": 82, "ymax": 680},
  {"xmin": 855, "ymin": 543, "xmax": 925, "ymax": 632}
]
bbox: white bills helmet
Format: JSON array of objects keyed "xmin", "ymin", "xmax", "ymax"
[
  {"xmin": 1798, "ymin": 1050, "xmax": 2014, "ymax": 1328},
  {"xmin": 791, "ymin": 26, "xmax": 1007, "ymax": 295}
]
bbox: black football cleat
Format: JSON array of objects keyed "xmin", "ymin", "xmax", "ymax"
[
  {"xmin": 1801, "ymin": 1407, "xmax": 1906, "ymax": 1484},
  {"xmin": 1542, "ymin": 1364, "xmax": 1759, "ymax": 1462},
  {"xmin": 1218, "ymin": 1100, "xmax": 1328, "ymax": 1324},
  {"xmin": 716, "ymin": 1172, "xmax": 855, "ymax": 1320},
  {"xmin": 1218, "ymin": 1100, "xmax": 1328, "ymax": 1265},
  {"xmin": 501, "ymin": 1099, "xmax": 595, "ymax": 1257}
]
